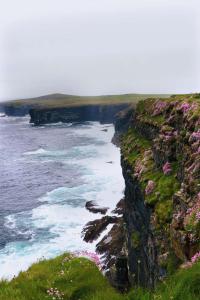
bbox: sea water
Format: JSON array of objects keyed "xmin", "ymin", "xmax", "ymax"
[{"xmin": 0, "ymin": 116, "xmax": 124, "ymax": 279}]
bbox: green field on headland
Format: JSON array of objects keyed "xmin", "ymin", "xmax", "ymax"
[{"xmin": 2, "ymin": 93, "xmax": 169, "ymax": 109}]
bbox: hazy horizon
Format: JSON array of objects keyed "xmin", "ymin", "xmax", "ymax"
[{"xmin": 0, "ymin": 0, "xmax": 200, "ymax": 102}]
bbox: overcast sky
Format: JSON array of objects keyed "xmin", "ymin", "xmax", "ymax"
[{"xmin": 0, "ymin": 0, "xmax": 199, "ymax": 101}]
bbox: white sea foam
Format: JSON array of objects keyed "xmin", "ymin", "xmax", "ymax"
[
  {"xmin": 24, "ymin": 148, "xmax": 47, "ymax": 155},
  {"xmin": 0, "ymin": 122, "xmax": 124, "ymax": 279},
  {"xmin": 4, "ymin": 215, "xmax": 16, "ymax": 230}
]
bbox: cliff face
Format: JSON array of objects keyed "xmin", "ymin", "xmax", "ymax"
[
  {"xmin": 118, "ymin": 94, "xmax": 200, "ymax": 288},
  {"xmin": 121, "ymin": 157, "xmax": 157, "ymax": 288},
  {"xmin": 29, "ymin": 104, "xmax": 129, "ymax": 125},
  {"xmin": 1, "ymin": 104, "xmax": 33, "ymax": 116}
]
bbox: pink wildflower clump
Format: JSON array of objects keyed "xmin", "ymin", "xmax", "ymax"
[
  {"xmin": 162, "ymin": 162, "xmax": 172, "ymax": 175},
  {"xmin": 191, "ymin": 130, "xmax": 200, "ymax": 141},
  {"xmin": 145, "ymin": 180, "xmax": 155, "ymax": 195},
  {"xmin": 181, "ymin": 251, "xmax": 200, "ymax": 269},
  {"xmin": 153, "ymin": 101, "xmax": 168, "ymax": 116},
  {"xmin": 191, "ymin": 251, "xmax": 200, "ymax": 263},
  {"xmin": 134, "ymin": 161, "xmax": 144, "ymax": 178},
  {"xmin": 196, "ymin": 212, "xmax": 200, "ymax": 221},
  {"xmin": 180, "ymin": 102, "xmax": 191, "ymax": 113},
  {"xmin": 74, "ymin": 251, "xmax": 101, "ymax": 268}
]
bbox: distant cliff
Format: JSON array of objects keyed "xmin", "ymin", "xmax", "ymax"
[{"xmin": 29, "ymin": 104, "xmax": 130, "ymax": 125}]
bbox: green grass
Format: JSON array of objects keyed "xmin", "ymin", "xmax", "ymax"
[
  {"xmin": 0, "ymin": 254, "xmax": 199, "ymax": 300},
  {"xmin": 0, "ymin": 254, "xmax": 124, "ymax": 300},
  {"xmin": 122, "ymin": 128, "xmax": 151, "ymax": 165},
  {"xmin": 142, "ymin": 164, "xmax": 180, "ymax": 205}
]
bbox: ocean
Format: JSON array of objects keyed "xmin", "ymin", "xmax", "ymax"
[{"xmin": 0, "ymin": 115, "xmax": 124, "ymax": 279}]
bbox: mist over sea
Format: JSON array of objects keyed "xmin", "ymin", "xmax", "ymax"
[{"xmin": 0, "ymin": 116, "xmax": 124, "ymax": 279}]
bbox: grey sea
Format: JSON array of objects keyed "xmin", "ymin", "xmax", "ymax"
[{"xmin": 0, "ymin": 115, "xmax": 124, "ymax": 278}]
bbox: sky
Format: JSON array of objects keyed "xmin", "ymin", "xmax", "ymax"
[{"xmin": 0, "ymin": 0, "xmax": 199, "ymax": 101}]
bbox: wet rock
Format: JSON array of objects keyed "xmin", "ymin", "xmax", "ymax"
[{"xmin": 85, "ymin": 201, "xmax": 109, "ymax": 215}]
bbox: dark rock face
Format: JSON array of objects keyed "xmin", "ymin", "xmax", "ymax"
[
  {"xmin": 134, "ymin": 118, "xmax": 159, "ymax": 140},
  {"xmin": 29, "ymin": 104, "xmax": 129, "ymax": 125},
  {"xmin": 112, "ymin": 106, "xmax": 134, "ymax": 145},
  {"xmin": 2, "ymin": 104, "xmax": 32, "ymax": 116},
  {"xmin": 114, "ymin": 256, "xmax": 130, "ymax": 292},
  {"xmin": 121, "ymin": 157, "xmax": 157, "ymax": 288}
]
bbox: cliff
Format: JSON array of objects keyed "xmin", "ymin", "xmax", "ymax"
[
  {"xmin": 119, "ymin": 93, "xmax": 200, "ymax": 288},
  {"xmin": 82, "ymin": 93, "xmax": 200, "ymax": 291},
  {"xmin": 29, "ymin": 104, "xmax": 130, "ymax": 125}
]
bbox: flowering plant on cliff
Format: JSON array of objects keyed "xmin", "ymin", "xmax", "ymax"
[
  {"xmin": 153, "ymin": 100, "xmax": 168, "ymax": 116},
  {"xmin": 191, "ymin": 130, "xmax": 200, "ymax": 141},
  {"xmin": 184, "ymin": 195, "xmax": 200, "ymax": 233},
  {"xmin": 180, "ymin": 102, "xmax": 191, "ymax": 113},
  {"xmin": 181, "ymin": 251, "xmax": 200, "ymax": 269},
  {"xmin": 191, "ymin": 251, "xmax": 200, "ymax": 263},
  {"xmin": 179, "ymin": 102, "xmax": 198, "ymax": 114},
  {"xmin": 145, "ymin": 180, "xmax": 155, "ymax": 195},
  {"xmin": 162, "ymin": 162, "xmax": 172, "ymax": 175},
  {"xmin": 74, "ymin": 251, "xmax": 101, "ymax": 268},
  {"xmin": 134, "ymin": 161, "xmax": 144, "ymax": 178}
]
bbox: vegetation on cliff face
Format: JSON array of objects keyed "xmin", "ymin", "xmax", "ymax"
[
  {"xmin": 0, "ymin": 254, "xmax": 200, "ymax": 300},
  {"xmin": 122, "ymin": 128, "xmax": 180, "ymax": 225},
  {"xmin": 121, "ymin": 93, "xmax": 200, "ymax": 280}
]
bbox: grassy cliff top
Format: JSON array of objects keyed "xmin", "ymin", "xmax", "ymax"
[
  {"xmin": 0, "ymin": 253, "xmax": 199, "ymax": 300},
  {"xmin": 136, "ymin": 93, "xmax": 200, "ymax": 126},
  {"xmin": 2, "ymin": 93, "xmax": 170, "ymax": 109}
]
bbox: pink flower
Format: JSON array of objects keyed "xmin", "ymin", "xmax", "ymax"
[
  {"xmin": 191, "ymin": 252, "xmax": 200, "ymax": 263},
  {"xmin": 74, "ymin": 251, "xmax": 101, "ymax": 267},
  {"xmin": 191, "ymin": 130, "xmax": 200, "ymax": 141},
  {"xmin": 186, "ymin": 208, "xmax": 193, "ymax": 214},
  {"xmin": 134, "ymin": 161, "xmax": 144, "ymax": 178},
  {"xmin": 162, "ymin": 162, "xmax": 172, "ymax": 175},
  {"xmin": 145, "ymin": 180, "xmax": 155, "ymax": 195},
  {"xmin": 153, "ymin": 101, "xmax": 168, "ymax": 116},
  {"xmin": 196, "ymin": 212, "xmax": 200, "ymax": 221},
  {"xmin": 180, "ymin": 102, "xmax": 191, "ymax": 113}
]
